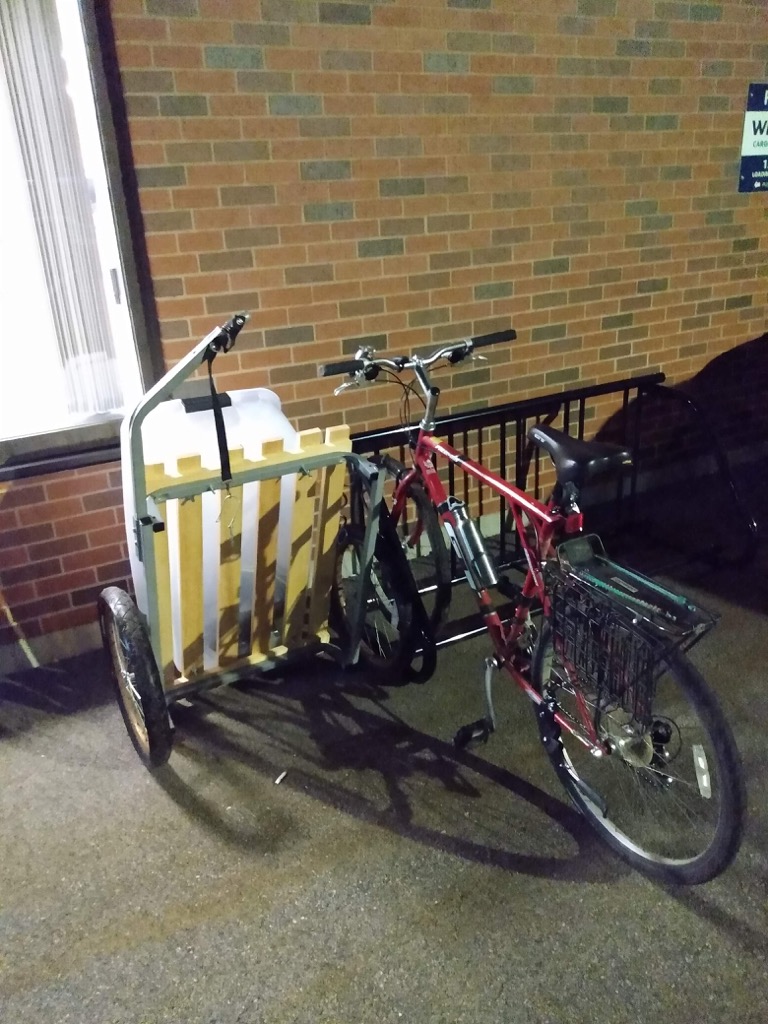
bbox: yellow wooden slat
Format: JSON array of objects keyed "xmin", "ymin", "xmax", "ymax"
[
  {"xmin": 282, "ymin": 467, "xmax": 319, "ymax": 648},
  {"xmin": 145, "ymin": 433, "xmax": 334, "ymax": 496},
  {"xmin": 149, "ymin": 496, "xmax": 176, "ymax": 686},
  {"xmin": 217, "ymin": 452, "xmax": 247, "ymax": 666},
  {"xmin": 324, "ymin": 423, "xmax": 351, "ymax": 449},
  {"xmin": 251, "ymin": 475, "xmax": 281, "ymax": 658},
  {"xmin": 175, "ymin": 455, "xmax": 205, "ymax": 677},
  {"xmin": 294, "ymin": 427, "xmax": 323, "ymax": 452},
  {"xmin": 261, "ymin": 436, "xmax": 287, "ymax": 459}
]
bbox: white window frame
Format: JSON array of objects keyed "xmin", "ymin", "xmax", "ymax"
[{"xmin": 0, "ymin": 0, "xmax": 161, "ymax": 481}]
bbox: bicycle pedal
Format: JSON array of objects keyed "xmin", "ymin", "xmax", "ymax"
[{"xmin": 453, "ymin": 717, "xmax": 494, "ymax": 751}]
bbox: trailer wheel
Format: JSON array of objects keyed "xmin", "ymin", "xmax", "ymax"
[{"xmin": 98, "ymin": 587, "xmax": 173, "ymax": 768}]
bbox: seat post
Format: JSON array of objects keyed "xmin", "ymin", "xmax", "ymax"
[{"xmin": 552, "ymin": 479, "xmax": 581, "ymax": 516}]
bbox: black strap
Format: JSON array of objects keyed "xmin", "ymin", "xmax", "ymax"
[
  {"xmin": 375, "ymin": 498, "xmax": 437, "ymax": 684},
  {"xmin": 205, "ymin": 349, "xmax": 231, "ymax": 483}
]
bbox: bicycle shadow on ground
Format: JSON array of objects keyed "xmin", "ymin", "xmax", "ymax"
[
  {"xmin": 154, "ymin": 658, "xmax": 625, "ymax": 886},
  {"xmin": 0, "ymin": 649, "xmax": 113, "ymax": 739},
  {"xmin": 656, "ymin": 880, "xmax": 768, "ymax": 960}
]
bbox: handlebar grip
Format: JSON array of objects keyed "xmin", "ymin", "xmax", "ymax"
[
  {"xmin": 470, "ymin": 328, "xmax": 517, "ymax": 349},
  {"xmin": 318, "ymin": 359, "xmax": 366, "ymax": 378}
]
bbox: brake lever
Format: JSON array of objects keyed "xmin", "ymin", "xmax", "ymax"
[
  {"xmin": 472, "ymin": 353, "xmax": 489, "ymax": 364},
  {"xmin": 333, "ymin": 378, "xmax": 362, "ymax": 397}
]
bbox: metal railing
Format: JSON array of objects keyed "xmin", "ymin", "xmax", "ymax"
[
  {"xmin": 350, "ymin": 370, "xmax": 760, "ymax": 629},
  {"xmin": 351, "ymin": 372, "xmax": 666, "ymax": 576}
]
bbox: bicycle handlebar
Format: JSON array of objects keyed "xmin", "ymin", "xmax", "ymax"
[{"xmin": 317, "ymin": 327, "xmax": 516, "ymax": 379}]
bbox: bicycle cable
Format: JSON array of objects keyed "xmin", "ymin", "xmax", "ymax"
[{"xmin": 372, "ymin": 367, "xmax": 426, "ymax": 433}]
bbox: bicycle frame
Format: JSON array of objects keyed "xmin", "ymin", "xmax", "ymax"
[{"xmin": 393, "ymin": 427, "xmax": 599, "ymax": 752}]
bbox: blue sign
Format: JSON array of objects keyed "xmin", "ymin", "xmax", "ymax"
[{"xmin": 739, "ymin": 83, "xmax": 768, "ymax": 192}]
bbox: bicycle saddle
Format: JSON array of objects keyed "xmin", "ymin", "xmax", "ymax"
[{"xmin": 527, "ymin": 424, "xmax": 632, "ymax": 488}]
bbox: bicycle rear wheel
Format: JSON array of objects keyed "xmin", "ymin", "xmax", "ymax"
[{"xmin": 532, "ymin": 623, "xmax": 745, "ymax": 884}]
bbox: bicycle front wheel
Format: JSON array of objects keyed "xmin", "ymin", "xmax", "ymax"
[
  {"xmin": 98, "ymin": 586, "xmax": 173, "ymax": 769},
  {"xmin": 331, "ymin": 522, "xmax": 415, "ymax": 675},
  {"xmin": 532, "ymin": 623, "xmax": 745, "ymax": 884},
  {"xmin": 391, "ymin": 475, "xmax": 452, "ymax": 634}
]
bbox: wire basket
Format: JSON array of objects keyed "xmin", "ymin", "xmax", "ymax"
[{"xmin": 549, "ymin": 571, "xmax": 671, "ymax": 728}]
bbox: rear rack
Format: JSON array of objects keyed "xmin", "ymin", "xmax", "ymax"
[
  {"xmin": 549, "ymin": 535, "xmax": 717, "ymax": 728},
  {"xmin": 555, "ymin": 534, "xmax": 718, "ymax": 642}
]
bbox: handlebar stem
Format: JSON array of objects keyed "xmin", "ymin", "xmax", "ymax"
[{"xmin": 411, "ymin": 361, "xmax": 439, "ymax": 429}]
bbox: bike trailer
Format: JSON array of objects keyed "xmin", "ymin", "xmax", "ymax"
[{"xmin": 98, "ymin": 314, "xmax": 369, "ymax": 768}]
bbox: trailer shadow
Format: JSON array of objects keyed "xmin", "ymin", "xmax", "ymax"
[{"xmin": 154, "ymin": 658, "xmax": 625, "ymax": 886}]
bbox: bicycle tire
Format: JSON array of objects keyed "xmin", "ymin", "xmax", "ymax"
[
  {"xmin": 389, "ymin": 471, "xmax": 452, "ymax": 634},
  {"xmin": 532, "ymin": 621, "xmax": 745, "ymax": 884},
  {"xmin": 330, "ymin": 521, "xmax": 416, "ymax": 678},
  {"xmin": 98, "ymin": 586, "xmax": 173, "ymax": 769},
  {"xmin": 352, "ymin": 455, "xmax": 452, "ymax": 632}
]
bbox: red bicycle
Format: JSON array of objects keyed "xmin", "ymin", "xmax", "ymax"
[{"xmin": 322, "ymin": 329, "xmax": 745, "ymax": 885}]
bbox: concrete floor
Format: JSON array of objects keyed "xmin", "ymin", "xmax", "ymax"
[{"xmin": 1, "ymin": 520, "xmax": 767, "ymax": 1022}]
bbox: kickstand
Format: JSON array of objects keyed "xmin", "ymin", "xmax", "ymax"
[{"xmin": 453, "ymin": 657, "xmax": 498, "ymax": 750}]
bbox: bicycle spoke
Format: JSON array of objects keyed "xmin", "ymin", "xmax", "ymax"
[
  {"xmin": 332, "ymin": 518, "xmax": 414, "ymax": 674},
  {"xmin": 534, "ymin": 624, "xmax": 742, "ymax": 881}
]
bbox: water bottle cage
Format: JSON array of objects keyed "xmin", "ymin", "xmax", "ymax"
[{"xmin": 438, "ymin": 496, "xmax": 499, "ymax": 590}]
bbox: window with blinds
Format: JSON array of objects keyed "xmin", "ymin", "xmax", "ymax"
[{"xmin": 0, "ymin": 0, "xmax": 146, "ymax": 450}]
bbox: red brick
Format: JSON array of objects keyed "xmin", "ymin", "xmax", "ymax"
[
  {"xmin": 0, "ymin": 483, "xmax": 45, "ymax": 510},
  {"xmin": 17, "ymin": 497, "xmax": 84, "ymax": 528},
  {"xmin": 2, "ymin": 581, "xmax": 36, "ymax": 606},
  {"xmin": 113, "ymin": 16, "xmax": 169, "ymax": 42},
  {"xmin": 167, "ymin": 19, "xmax": 232, "ymax": 45},
  {"xmin": 28, "ymin": 534, "xmax": 90, "ymax": 561},
  {"xmin": 115, "ymin": 42, "xmax": 153, "ymax": 68},
  {"xmin": 36, "ymin": 568, "xmax": 97, "ymax": 599},
  {"xmin": 2, "ymin": 556, "xmax": 62, "ymax": 587},
  {"xmin": 152, "ymin": 45, "xmax": 205, "ymax": 70},
  {"xmin": 55, "ymin": 509, "xmax": 116, "ymax": 539},
  {"xmin": 0, "ymin": 523, "xmax": 54, "ymax": 551},
  {"xmin": 0, "ymin": 508, "xmax": 19, "ymax": 532},
  {"xmin": 11, "ymin": 593, "xmax": 71, "ymax": 621},
  {"xmin": 88, "ymin": 524, "xmax": 128, "ymax": 550},
  {"xmin": 0, "ymin": 546, "xmax": 30, "ymax": 570},
  {"xmin": 0, "ymin": 621, "xmax": 41, "ymax": 645},
  {"xmin": 39, "ymin": 604, "xmax": 98, "ymax": 635},
  {"xmin": 96, "ymin": 559, "xmax": 132, "ymax": 583},
  {"xmin": 48, "ymin": 468, "xmax": 116, "ymax": 495},
  {"xmin": 62, "ymin": 543, "xmax": 125, "ymax": 574}
]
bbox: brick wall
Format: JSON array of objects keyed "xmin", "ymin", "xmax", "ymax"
[
  {"xmin": 111, "ymin": 0, "xmax": 767, "ymax": 432},
  {"xmin": 0, "ymin": 468, "xmax": 130, "ymax": 662},
  {"xmin": 1, "ymin": 0, "xmax": 767, "ymax": 664}
]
